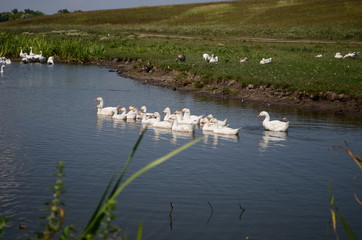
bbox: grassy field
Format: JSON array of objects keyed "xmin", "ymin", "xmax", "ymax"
[{"xmin": 0, "ymin": 0, "xmax": 361, "ymax": 97}]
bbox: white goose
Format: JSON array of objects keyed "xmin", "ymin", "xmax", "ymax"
[
  {"xmin": 152, "ymin": 112, "xmax": 173, "ymax": 129},
  {"xmin": 112, "ymin": 107, "xmax": 127, "ymax": 120},
  {"xmin": 260, "ymin": 58, "xmax": 272, "ymax": 64},
  {"xmin": 257, "ymin": 111, "xmax": 289, "ymax": 132},
  {"xmin": 141, "ymin": 112, "xmax": 157, "ymax": 125},
  {"xmin": 19, "ymin": 47, "xmax": 26, "ymax": 58},
  {"xmin": 95, "ymin": 97, "xmax": 117, "ymax": 116},
  {"xmin": 213, "ymin": 123, "xmax": 241, "ymax": 135},
  {"xmin": 36, "ymin": 51, "xmax": 47, "ymax": 63},
  {"xmin": 0, "ymin": 65, "xmax": 5, "ymax": 73},
  {"xmin": 29, "ymin": 47, "xmax": 36, "ymax": 58},
  {"xmin": 126, "ymin": 106, "xmax": 137, "ymax": 120},
  {"xmin": 209, "ymin": 54, "xmax": 219, "ymax": 63},
  {"xmin": 138, "ymin": 105, "xmax": 154, "ymax": 119},
  {"xmin": 174, "ymin": 110, "xmax": 194, "ymax": 125},
  {"xmin": 202, "ymin": 118, "xmax": 217, "ymax": 132},
  {"xmin": 47, "ymin": 56, "xmax": 54, "ymax": 65},
  {"xmin": 172, "ymin": 118, "xmax": 195, "ymax": 133},
  {"xmin": 203, "ymin": 53, "xmax": 210, "ymax": 62},
  {"xmin": 334, "ymin": 52, "xmax": 343, "ymax": 59},
  {"xmin": 181, "ymin": 108, "xmax": 202, "ymax": 125},
  {"xmin": 162, "ymin": 107, "xmax": 176, "ymax": 122},
  {"xmin": 207, "ymin": 114, "xmax": 227, "ymax": 126}
]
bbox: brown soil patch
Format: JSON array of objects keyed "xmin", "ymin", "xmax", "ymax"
[{"xmin": 95, "ymin": 59, "xmax": 362, "ymax": 120}]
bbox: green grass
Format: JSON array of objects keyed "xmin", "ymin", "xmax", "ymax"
[
  {"xmin": 0, "ymin": 0, "xmax": 361, "ymax": 97},
  {"xmin": 0, "ymin": 0, "xmax": 361, "ymax": 40}
]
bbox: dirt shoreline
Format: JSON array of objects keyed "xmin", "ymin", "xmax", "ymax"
[{"xmin": 95, "ymin": 59, "xmax": 362, "ymax": 120}]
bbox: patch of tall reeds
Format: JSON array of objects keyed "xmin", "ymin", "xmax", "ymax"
[
  {"xmin": 0, "ymin": 32, "xmax": 105, "ymax": 63},
  {"xmin": 328, "ymin": 143, "xmax": 361, "ymax": 240}
]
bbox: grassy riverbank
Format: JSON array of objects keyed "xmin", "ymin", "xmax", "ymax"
[{"xmin": 0, "ymin": 0, "xmax": 361, "ymax": 102}]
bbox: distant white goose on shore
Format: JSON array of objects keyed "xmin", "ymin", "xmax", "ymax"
[
  {"xmin": 260, "ymin": 58, "xmax": 272, "ymax": 64},
  {"xmin": 47, "ymin": 56, "xmax": 54, "ymax": 65},
  {"xmin": 343, "ymin": 52, "xmax": 359, "ymax": 58},
  {"xmin": 203, "ymin": 53, "xmax": 211, "ymax": 62},
  {"xmin": 240, "ymin": 57, "xmax": 249, "ymax": 63},
  {"xmin": 257, "ymin": 111, "xmax": 289, "ymax": 132},
  {"xmin": 19, "ymin": 47, "xmax": 26, "ymax": 58},
  {"xmin": 334, "ymin": 52, "xmax": 343, "ymax": 59},
  {"xmin": 209, "ymin": 54, "xmax": 219, "ymax": 63}
]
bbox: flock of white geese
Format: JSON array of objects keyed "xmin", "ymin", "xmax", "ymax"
[
  {"xmin": 95, "ymin": 97, "xmax": 289, "ymax": 135},
  {"xmin": 19, "ymin": 47, "xmax": 54, "ymax": 64}
]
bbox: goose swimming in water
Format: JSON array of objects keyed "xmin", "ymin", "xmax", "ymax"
[
  {"xmin": 257, "ymin": 111, "xmax": 289, "ymax": 132},
  {"xmin": 112, "ymin": 107, "xmax": 127, "ymax": 120},
  {"xmin": 95, "ymin": 97, "xmax": 117, "ymax": 116},
  {"xmin": 152, "ymin": 112, "xmax": 173, "ymax": 129},
  {"xmin": 162, "ymin": 107, "xmax": 176, "ymax": 122},
  {"xmin": 47, "ymin": 56, "xmax": 54, "ymax": 65}
]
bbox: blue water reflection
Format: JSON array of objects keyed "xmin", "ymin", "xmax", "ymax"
[{"xmin": 0, "ymin": 63, "xmax": 361, "ymax": 240}]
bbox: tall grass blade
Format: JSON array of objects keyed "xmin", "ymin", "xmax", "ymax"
[
  {"xmin": 82, "ymin": 128, "xmax": 147, "ymax": 238},
  {"xmin": 81, "ymin": 131, "xmax": 201, "ymax": 239},
  {"xmin": 136, "ymin": 223, "xmax": 143, "ymax": 240},
  {"xmin": 328, "ymin": 182, "xmax": 358, "ymax": 240}
]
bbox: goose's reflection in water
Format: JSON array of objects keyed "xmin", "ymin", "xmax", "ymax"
[
  {"xmin": 151, "ymin": 127, "xmax": 172, "ymax": 142},
  {"xmin": 150, "ymin": 127, "xmax": 196, "ymax": 144},
  {"xmin": 203, "ymin": 133, "xmax": 240, "ymax": 147},
  {"xmin": 112, "ymin": 118, "xmax": 127, "ymax": 129},
  {"xmin": 170, "ymin": 130, "xmax": 195, "ymax": 144},
  {"xmin": 258, "ymin": 130, "xmax": 288, "ymax": 151}
]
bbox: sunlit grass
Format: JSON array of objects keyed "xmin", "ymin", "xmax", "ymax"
[{"xmin": 0, "ymin": 0, "xmax": 361, "ymax": 40}]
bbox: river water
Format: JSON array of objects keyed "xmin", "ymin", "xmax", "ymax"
[{"xmin": 0, "ymin": 63, "xmax": 361, "ymax": 240}]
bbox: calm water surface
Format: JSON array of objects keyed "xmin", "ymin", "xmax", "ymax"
[{"xmin": 0, "ymin": 63, "xmax": 361, "ymax": 240}]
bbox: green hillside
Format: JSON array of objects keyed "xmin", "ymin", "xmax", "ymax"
[
  {"xmin": 1, "ymin": 0, "xmax": 361, "ymax": 40},
  {"xmin": 0, "ymin": 0, "xmax": 361, "ymax": 100}
]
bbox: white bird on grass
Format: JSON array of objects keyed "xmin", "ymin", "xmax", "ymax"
[
  {"xmin": 260, "ymin": 58, "xmax": 272, "ymax": 64},
  {"xmin": 334, "ymin": 52, "xmax": 343, "ymax": 59},
  {"xmin": 203, "ymin": 53, "xmax": 211, "ymax": 62},
  {"xmin": 47, "ymin": 56, "xmax": 54, "ymax": 65},
  {"xmin": 209, "ymin": 54, "xmax": 219, "ymax": 63}
]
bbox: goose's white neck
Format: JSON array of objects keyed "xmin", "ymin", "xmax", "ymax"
[{"xmin": 98, "ymin": 99, "xmax": 104, "ymax": 108}]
